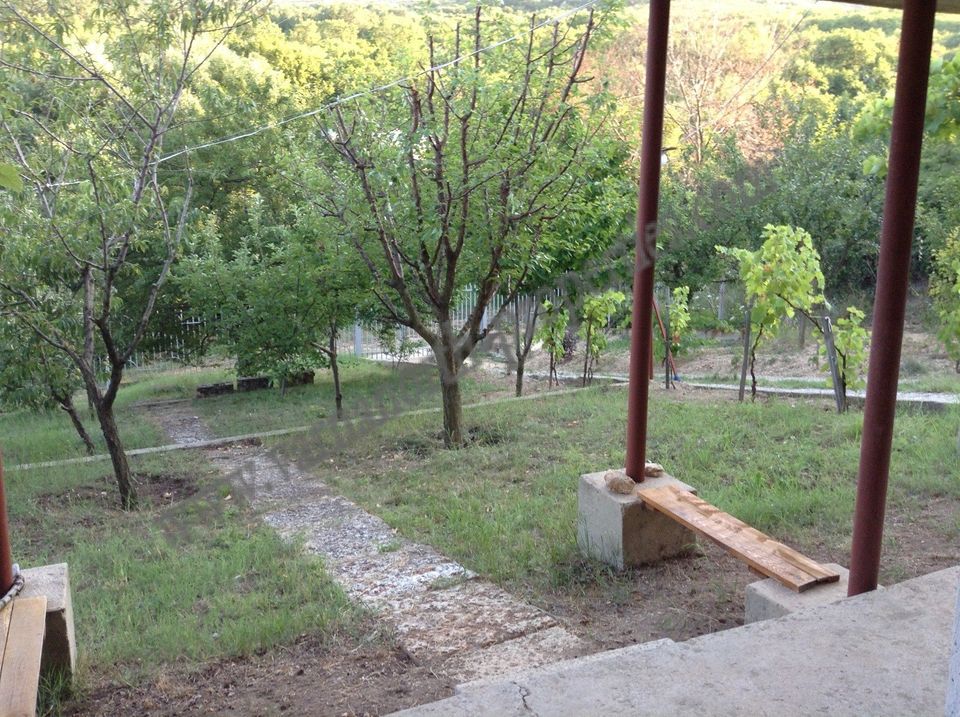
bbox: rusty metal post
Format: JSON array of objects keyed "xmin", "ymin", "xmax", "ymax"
[
  {"xmin": 0, "ymin": 453, "xmax": 13, "ymax": 596},
  {"xmin": 848, "ymin": 0, "xmax": 937, "ymax": 597},
  {"xmin": 625, "ymin": 0, "xmax": 671, "ymax": 480}
]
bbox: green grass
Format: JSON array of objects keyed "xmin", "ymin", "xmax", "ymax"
[
  {"xmin": 268, "ymin": 384, "xmax": 960, "ymax": 596},
  {"xmin": 4, "ymin": 410, "xmax": 367, "ymax": 703},
  {"xmin": 0, "ymin": 366, "xmax": 235, "ymax": 465},
  {"xmin": 113, "ymin": 365, "xmax": 235, "ymax": 406},
  {"xmin": 193, "ymin": 359, "xmax": 502, "ymax": 438},
  {"xmin": 0, "ymin": 405, "xmax": 162, "ymax": 466}
]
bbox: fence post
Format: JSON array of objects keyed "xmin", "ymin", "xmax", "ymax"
[
  {"xmin": 718, "ymin": 280, "xmax": 726, "ymax": 323},
  {"xmin": 738, "ymin": 301, "xmax": 753, "ymax": 402},
  {"xmin": 822, "ymin": 316, "xmax": 846, "ymax": 413},
  {"xmin": 354, "ymin": 323, "xmax": 363, "ymax": 358},
  {"xmin": 664, "ymin": 300, "xmax": 672, "ymax": 390}
]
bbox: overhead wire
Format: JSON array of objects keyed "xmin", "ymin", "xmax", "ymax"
[
  {"xmin": 26, "ymin": 0, "xmax": 599, "ymax": 189},
  {"xmin": 154, "ymin": 0, "xmax": 600, "ymax": 165}
]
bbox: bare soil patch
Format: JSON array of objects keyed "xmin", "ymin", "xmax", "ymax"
[
  {"xmin": 544, "ymin": 542, "xmax": 752, "ymax": 650},
  {"xmin": 539, "ymin": 493, "xmax": 960, "ymax": 654},
  {"xmin": 37, "ymin": 472, "xmax": 198, "ymax": 513},
  {"xmin": 66, "ymin": 628, "xmax": 453, "ymax": 717}
]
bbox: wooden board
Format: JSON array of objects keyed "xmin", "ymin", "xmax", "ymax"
[
  {"xmin": 638, "ymin": 485, "xmax": 840, "ymax": 593},
  {"xmin": 0, "ymin": 596, "xmax": 47, "ymax": 717}
]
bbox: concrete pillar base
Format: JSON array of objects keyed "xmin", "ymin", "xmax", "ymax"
[
  {"xmin": 20, "ymin": 562, "xmax": 76, "ymax": 680},
  {"xmin": 744, "ymin": 564, "xmax": 875, "ymax": 624},
  {"xmin": 577, "ymin": 469, "xmax": 698, "ymax": 570}
]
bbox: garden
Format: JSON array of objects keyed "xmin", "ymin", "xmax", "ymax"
[{"xmin": 1, "ymin": 0, "xmax": 959, "ymax": 714}]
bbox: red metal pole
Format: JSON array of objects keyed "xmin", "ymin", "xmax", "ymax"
[
  {"xmin": 848, "ymin": 0, "xmax": 937, "ymax": 597},
  {"xmin": 626, "ymin": 0, "xmax": 671, "ymax": 481},
  {"xmin": 0, "ymin": 452, "xmax": 13, "ymax": 595}
]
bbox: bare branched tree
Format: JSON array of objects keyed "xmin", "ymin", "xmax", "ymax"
[
  {"xmin": 310, "ymin": 7, "xmax": 607, "ymax": 445},
  {"xmin": 0, "ymin": 0, "xmax": 264, "ymax": 508}
]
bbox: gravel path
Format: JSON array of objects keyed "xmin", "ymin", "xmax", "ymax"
[{"xmin": 147, "ymin": 402, "xmax": 592, "ymax": 683}]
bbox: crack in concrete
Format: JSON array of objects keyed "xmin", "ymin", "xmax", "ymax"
[{"xmin": 514, "ymin": 682, "xmax": 538, "ymax": 715}]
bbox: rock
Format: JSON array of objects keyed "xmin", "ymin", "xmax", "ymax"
[
  {"xmin": 644, "ymin": 462, "xmax": 665, "ymax": 477},
  {"xmin": 603, "ymin": 471, "xmax": 637, "ymax": 495}
]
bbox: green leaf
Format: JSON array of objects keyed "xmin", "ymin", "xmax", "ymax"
[{"xmin": 0, "ymin": 164, "xmax": 23, "ymax": 192}]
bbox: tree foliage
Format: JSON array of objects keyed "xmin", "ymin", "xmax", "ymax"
[
  {"xmin": 306, "ymin": 6, "xmax": 624, "ymax": 445},
  {"xmin": 0, "ymin": 0, "xmax": 263, "ymax": 507},
  {"xmin": 718, "ymin": 224, "xmax": 868, "ymax": 405},
  {"xmin": 578, "ymin": 289, "xmax": 625, "ymax": 386},
  {"xmin": 931, "ymin": 229, "xmax": 960, "ymax": 372},
  {"xmin": 535, "ymin": 299, "xmax": 569, "ymax": 388}
]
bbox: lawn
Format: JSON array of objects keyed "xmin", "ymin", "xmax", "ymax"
[
  {"xmin": 262, "ymin": 380, "xmax": 960, "ymax": 598},
  {"xmin": 191, "ymin": 358, "xmax": 504, "ymax": 438},
  {"xmin": 3, "ymin": 410, "xmax": 368, "ymax": 714},
  {"xmin": 0, "ymin": 365, "xmax": 233, "ymax": 465},
  {"xmin": 5, "ymin": 360, "xmax": 958, "ymax": 712}
]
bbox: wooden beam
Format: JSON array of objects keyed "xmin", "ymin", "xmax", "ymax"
[
  {"xmin": 0, "ymin": 597, "xmax": 47, "ymax": 717},
  {"xmin": 638, "ymin": 486, "xmax": 840, "ymax": 592}
]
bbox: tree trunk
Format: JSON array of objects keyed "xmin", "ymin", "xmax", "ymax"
[
  {"xmin": 57, "ymin": 394, "xmax": 96, "ymax": 455},
  {"xmin": 329, "ymin": 328, "xmax": 343, "ymax": 420},
  {"xmin": 95, "ymin": 402, "xmax": 137, "ymax": 509},
  {"xmin": 513, "ymin": 298, "xmax": 524, "ymax": 397},
  {"xmin": 582, "ymin": 323, "xmax": 592, "ymax": 387},
  {"xmin": 512, "ymin": 296, "xmax": 538, "ymax": 398},
  {"xmin": 515, "ymin": 355, "xmax": 525, "ymax": 398},
  {"xmin": 440, "ymin": 378, "xmax": 463, "ymax": 447},
  {"xmin": 437, "ymin": 347, "xmax": 464, "ymax": 447}
]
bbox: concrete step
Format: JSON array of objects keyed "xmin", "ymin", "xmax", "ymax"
[{"xmin": 395, "ymin": 565, "xmax": 959, "ymax": 716}]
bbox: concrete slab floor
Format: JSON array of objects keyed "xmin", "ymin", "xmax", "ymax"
[{"xmin": 395, "ymin": 565, "xmax": 960, "ymax": 717}]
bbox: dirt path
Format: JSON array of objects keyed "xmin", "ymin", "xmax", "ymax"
[{"xmin": 148, "ymin": 403, "xmax": 591, "ymax": 685}]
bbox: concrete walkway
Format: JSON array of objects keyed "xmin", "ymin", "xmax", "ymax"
[
  {"xmin": 524, "ymin": 365, "xmax": 957, "ymax": 409},
  {"xmin": 685, "ymin": 381, "xmax": 958, "ymax": 409},
  {"xmin": 147, "ymin": 403, "xmax": 591, "ymax": 684},
  {"xmin": 535, "ymin": 367, "xmax": 956, "ymax": 409},
  {"xmin": 398, "ymin": 565, "xmax": 959, "ymax": 716}
]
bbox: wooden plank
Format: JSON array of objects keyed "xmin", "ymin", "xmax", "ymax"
[
  {"xmin": 0, "ymin": 596, "xmax": 47, "ymax": 717},
  {"xmin": 638, "ymin": 486, "xmax": 840, "ymax": 592},
  {"xmin": 0, "ymin": 603, "xmax": 12, "ymax": 683}
]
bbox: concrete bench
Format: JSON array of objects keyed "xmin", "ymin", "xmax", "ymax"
[{"xmin": 0, "ymin": 596, "xmax": 47, "ymax": 717}]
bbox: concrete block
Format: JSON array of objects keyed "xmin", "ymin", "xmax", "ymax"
[
  {"xmin": 577, "ymin": 470, "xmax": 698, "ymax": 570},
  {"xmin": 744, "ymin": 563, "xmax": 873, "ymax": 624},
  {"xmin": 20, "ymin": 563, "xmax": 76, "ymax": 678}
]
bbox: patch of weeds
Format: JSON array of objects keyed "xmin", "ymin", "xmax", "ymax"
[
  {"xmin": 466, "ymin": 425, "xmax": 506, "ymax": 447},
  {"xmin": 377, "ymin": 540, "xmax": 403, "ymax": 553},
  {"xmin": 428, "ymin": 574, "xmax": 470, "ymax": 591},
  {"xmin": 37, "ymin": 667, "xmax": 72, "ymax": 717},
  {"xmin": 900, "ymin": 357, "xmax": 928, "ymax": 377},
  {"xmin": 393, "ymin": 435, "xmax": 437, "ymax": 457}
]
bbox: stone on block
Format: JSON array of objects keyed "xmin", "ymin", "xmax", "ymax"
[
  {"xmin": 577, "ymin": 470, "xmax": 698, "ymax": 570},
  {"xmin": 19, "ymin": 562, "xmax": 77, "ymax": 679},
  {"xmin": 744, "ymin": 563, "xmax": 869, "ymax": 624}
]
